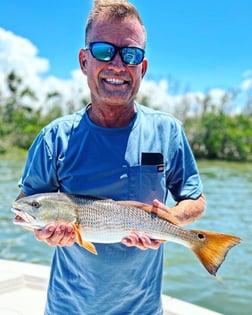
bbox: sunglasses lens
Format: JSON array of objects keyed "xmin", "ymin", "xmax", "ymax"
[
  {"xmin": 121, "ymin": 47, "xmax": 144, "ymax": 65},
  {"xmin": 87, "ymin": 42, "xmax": 145, "ymax": 65},
  {"xmin": 90, "ymin": 43, "xmax": 115, "ymax": 61}
]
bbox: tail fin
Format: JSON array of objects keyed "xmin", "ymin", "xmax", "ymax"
[{"xmin": 191, "ymin": 230, "xmax": 242, "ymax": 276}]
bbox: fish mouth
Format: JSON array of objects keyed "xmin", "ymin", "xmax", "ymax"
[{"xmin": 11, "ymin": 207, "xmax": 36, "ymax": 225}]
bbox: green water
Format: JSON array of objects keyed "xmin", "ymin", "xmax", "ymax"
[{"xmin": 0, "ymin": 158, "xmax": 251, "ymax": 315}]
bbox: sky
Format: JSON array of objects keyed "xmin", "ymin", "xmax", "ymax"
[{"xmin": 0, "ymin": 0, "xmax": 252, "ymax": 112}]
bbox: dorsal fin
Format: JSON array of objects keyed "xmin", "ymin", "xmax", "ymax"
[{"xmin": 116, "ymin": 200, "xmax": 179, "ymax": 225}]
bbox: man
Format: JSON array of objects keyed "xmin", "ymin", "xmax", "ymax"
[{"xmin": 16, "ymin": 0, "xmax": 206, "ymax": 314}]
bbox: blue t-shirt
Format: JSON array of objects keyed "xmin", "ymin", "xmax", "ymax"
[{"xmin": 19, "ymin": 104, "xmax": 203, "ymax": 315}]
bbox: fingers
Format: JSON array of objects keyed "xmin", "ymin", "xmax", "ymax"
[
  {"xmin": 34, "ymin": 223, "xmax": 76, "ymax": 247},
  {"xmin": 152, "ymin": 198, "xmax": 181, "ymax": 223},
  {"xmin": 152, "ymin": 199, "xmax": 170, "ymax": 215},
  {"xmin": 121, "ymin": 199, "xmax": 169, "ymax": 250},
  {"xmin": 122, "ymin": 232, "xmax": 161, "ymax": 250}
]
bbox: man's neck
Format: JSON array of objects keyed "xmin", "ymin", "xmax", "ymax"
[{"xmin": 87, "ymin": 103, "xmax": 137, "ymax": 128}]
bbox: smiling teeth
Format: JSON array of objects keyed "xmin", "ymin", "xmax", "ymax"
[{"xmin": 106, "ymin": 78, "xmax": 124, "ymax": 85}]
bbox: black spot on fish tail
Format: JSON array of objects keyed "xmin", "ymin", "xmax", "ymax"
[{"xmin": 197, "ymin": 233, "xmax": 205, "ymax": 240}]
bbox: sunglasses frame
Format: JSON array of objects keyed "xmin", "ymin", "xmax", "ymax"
[{"xmin": 85, "ymin": 41, "xmax": 145, "ymax": 65}]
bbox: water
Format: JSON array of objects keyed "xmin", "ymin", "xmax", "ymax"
[
  {"xmin": 0, "ymin": 158, "xmax": 251, "ymax": 315},
  {"xmin": 163, "ymin": 161, "xmax": 252, "ymax": 315}
]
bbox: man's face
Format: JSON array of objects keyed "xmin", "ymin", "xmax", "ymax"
[{"xmin": 79, "ymin": 16, "xmax": 147, "ymax": 107}]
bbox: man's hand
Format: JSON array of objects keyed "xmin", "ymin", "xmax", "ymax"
[
  {"xmin": 121, "ymin": 232, "xmax": 162, "ymax": 250},
  {"xmin": 34, "ymin": 223, "xmax": 76, "ymax": 247},
  {"xmin": 121, "ymin": 198, "xmax": 171, "ymax": 250}
]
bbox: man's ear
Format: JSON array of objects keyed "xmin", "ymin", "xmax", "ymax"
[
  {"xmin": 79, "ymin": 49, "xmax": 87, "ymax": 74},
  {"xmin": 141, "ymin": 59, "xmax": 148, "ymax": 78}
]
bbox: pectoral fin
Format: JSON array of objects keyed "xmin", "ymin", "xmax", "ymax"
[
  {"xmin": 82, "ymin": 241, "xmax": 98, "ymax": 255},
  {"xmin": 116, "ymin": 200, "xmax": 179, "ymax": 225},
  {"xmin": 73, "ymin": 223, "xmax": 97, "ymax": 255}
]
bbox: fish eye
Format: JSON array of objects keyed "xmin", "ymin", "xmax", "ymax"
[{"xmin": 31, "ymin": 201, "xmax": 40, "ymax": 208}]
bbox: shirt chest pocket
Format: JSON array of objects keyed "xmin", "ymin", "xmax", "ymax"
[{"xmin": 127, "ymin": 165, "xmax": 166, "ymax": 203}]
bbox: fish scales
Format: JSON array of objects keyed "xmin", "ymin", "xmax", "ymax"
[{"xmin": 67, "ymin": 195, "xmax": 199, "ymax": 245}]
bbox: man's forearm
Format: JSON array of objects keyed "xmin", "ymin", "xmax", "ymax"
[{"xmin": 172, "ymin": 194, "xmax": 206, "ymax": 226}]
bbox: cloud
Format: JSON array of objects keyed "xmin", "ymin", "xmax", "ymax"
[
  {"xmin": 240, "ymin": 69, "xmax": 252, "ymax": 91},
  {"xmin": 0, "ymin": 27, "xmax": 248, "ymax": 116},
  {"xmin": 242, "ymin": 69, "xmax": 252, "ymax": 78},
  {"xmin": 0, "ymin": 27, "xmax": 48, "ymax": 101},
  {"xmin": 240, "ymin": 79, "xmax": 252, "ymax": 91},
  {"xmin": 138, "ymin": 79, "xmax": 205, "ymax": 117},
  {"xmin": 208, "ymin": 88, "xmax": 228, "ymax": 103},
  {"xmin": 0, "ymin": 28, "xmax": 49, "ymax": 77},
  {"xmin": 38, "ymin": 71, "xmax": 90, "ymax": 113},
  {"xmin": 0, "ymin": 27, "xmax": 90, "ymax": 112},
  {"xmin": 139, "ymin": 79, "xmax": 172, "ymax": 110}
]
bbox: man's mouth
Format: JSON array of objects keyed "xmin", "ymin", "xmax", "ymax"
[{"xmin": 104, "ymin": 78, "xmax": 126, "ymax": 85}]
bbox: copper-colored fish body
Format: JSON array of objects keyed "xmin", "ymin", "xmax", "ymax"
[{"xmin": 12, "ymin": 193, "xmax": 242, "ymax": 275}]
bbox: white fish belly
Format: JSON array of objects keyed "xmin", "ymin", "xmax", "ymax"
[
  {"xmin": 79, "ymin": 224, "xmax": 189, "ymax": 245},
  {"xmin": 80, "ymin": 226, "xmax": 128, "ymax": 243}
]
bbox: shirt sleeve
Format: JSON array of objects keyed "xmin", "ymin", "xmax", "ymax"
[
  {"xmin": 166, "ymin": 125, "xmax": 203, "ymax": 202},
  {"xmin": 18, "ymin": 128, "xmax": 60, "ymax": 195}
]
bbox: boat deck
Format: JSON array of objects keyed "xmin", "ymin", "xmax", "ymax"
[{"xmin": 0, "ymin": 259, "xmax": 222, "ymax": 315}]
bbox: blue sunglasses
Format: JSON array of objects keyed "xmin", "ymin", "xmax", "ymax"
[{"xmin": 85, "ymin": 41, "xmax": 145, "ymax": 65}]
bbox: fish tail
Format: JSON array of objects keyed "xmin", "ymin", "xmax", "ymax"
[{"xmin": 190, "ymin": 230, "xmax": 242, "ymax": 276}]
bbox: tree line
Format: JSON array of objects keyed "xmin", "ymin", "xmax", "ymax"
[{"xmin": 1, "ymin": 71, "xmax": 251, "ymax": 161}]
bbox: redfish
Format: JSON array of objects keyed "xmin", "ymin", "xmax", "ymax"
[{"xmin": 12, "ymin": 192, "xmax": 242, "ymax": 276}]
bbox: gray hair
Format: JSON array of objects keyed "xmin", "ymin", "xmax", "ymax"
[{"xmin": 85, "ymin": 0, "xmax": 146, "ymax": 46}]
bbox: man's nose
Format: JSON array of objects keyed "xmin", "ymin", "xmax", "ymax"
[{"xmin": 108, "ymin": 52, "xmax": 126, "ymax": 70}]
